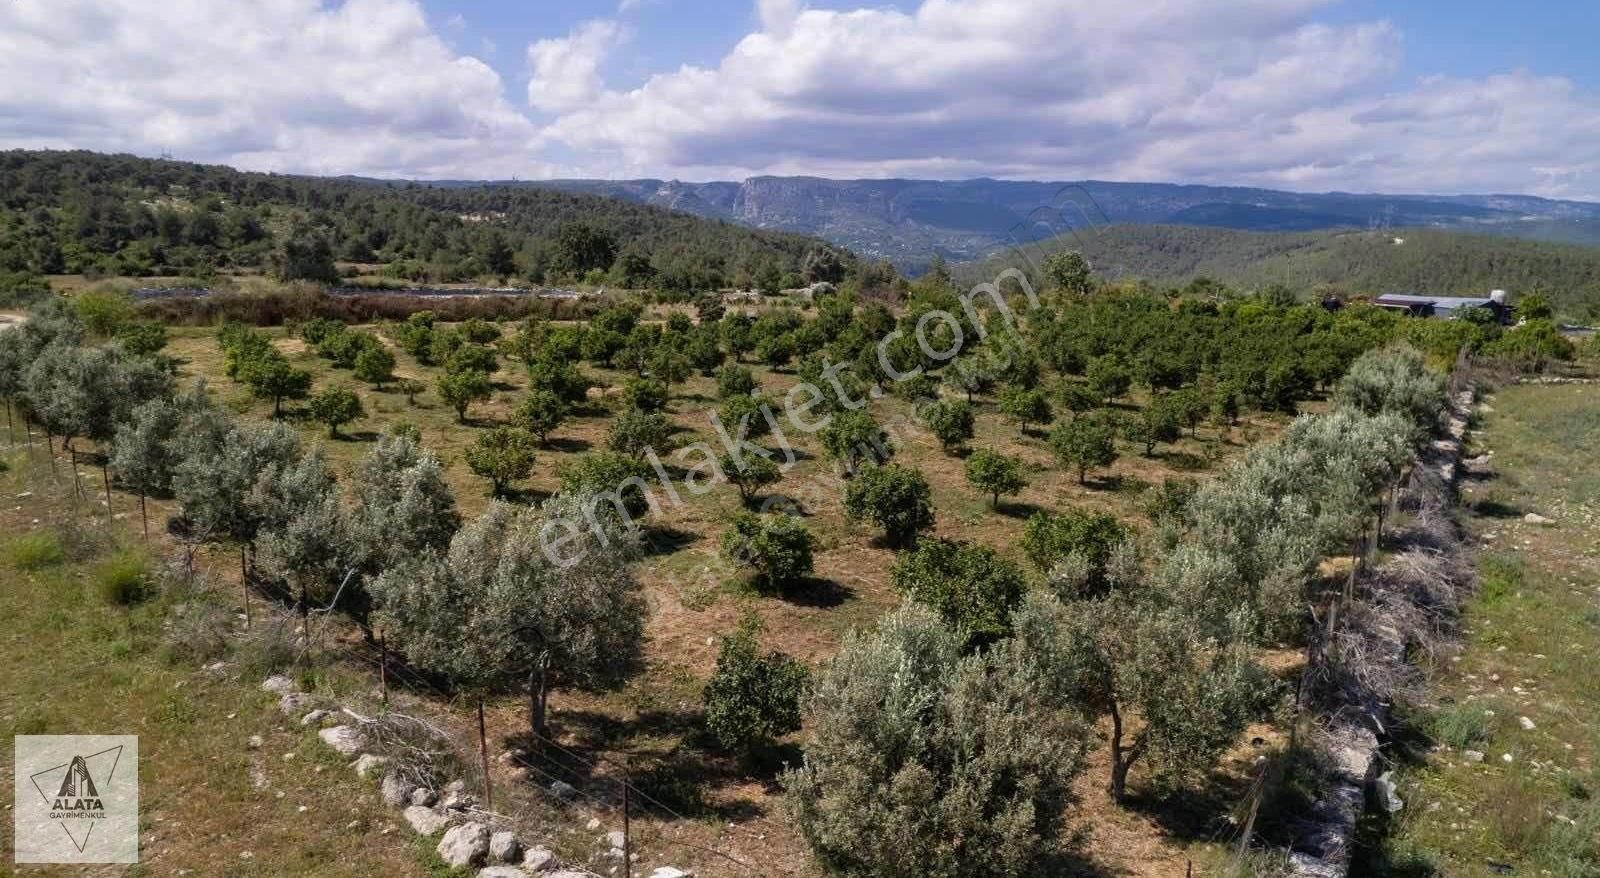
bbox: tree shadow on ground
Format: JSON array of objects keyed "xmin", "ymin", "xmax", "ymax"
[
  {"xmin": 772, "ymin": 576, "xmax": 854, "ymax": 609},
  {"xmin": 998, "ymin": 499, "xmax": 1046, "ymax": 519},
  {"xmin": 512, "ymin": 708, "xmax": 773, "ymax": 822},
  {"xmin": 341, "ymin": 429, "xmax": 381, "ymax": 443},
  {"xmin": 1160, "ymin": 450, "xmax": 1211, "ymax": 472},
  {"xmin": 1121, "ymin": 772, "xmax": 1248, "ymax": 846},
  {"xmin": 641, "ymin": 525, "xmax": 698, "ymax": 557},
  {"xmin": 1468, "ymin": 498, "xmax": 1523, "ymax": 519},
  {"xmin": 544, "ymin": 436, "xmax": 592, "ymax": 454}
]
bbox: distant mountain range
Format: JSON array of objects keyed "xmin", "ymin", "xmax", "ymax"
[{"xmin": 489, "ymin": 177, "xmax": 1600, "ymax": 272}]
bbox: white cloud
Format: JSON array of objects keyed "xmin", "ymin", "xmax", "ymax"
[
  {"xmin": 532, "ymin": 0, "xmax": 1600, "ymax": 198},
  {"xmin": 526, "ymin": 19, "xmax": 628, "ymax": 114},
  {"xmin": 0, "ymin": 0, "xmax": 550, "ymax": 178},
  {"xmin": 0, "ymin": 0, "xmax": 1596, "ymax": 198}
]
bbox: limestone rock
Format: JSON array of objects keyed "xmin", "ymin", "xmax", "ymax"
[
  {"xmin": 381, "ymin": 773, "xmax": 416, "ymax": 807},
  {"xmin": 489, "ymin": 831, "xmax": 521, "ymax": 863},
  {"xmin": 278, "ymin": 692, "xmax": 317, "ymax": 715},
  {"xmin": 1524, "ymin": 512, "xmax": 1555, "ymax": 526},
  {"xmin": 261, "ymin": 674, "xmax": 296, "ymax": 694},
  {"xmin": 411, "ymin": 787, "xmax": 438, "ymax": 807},
  {"xmin": 648, "ymin": 868, "xmax": 694, "ymax": 878},
  {"xmin": 300, "ymin": 708, "xmax": 332, "ymax": 726},
  {"xmin": 318, "ymin": 725, "xmax": 365, "ymax": 757},
  {"xmin": 477, "ymin": 868, "xmax": 527, "ymax": 878},
  {"xmin": 548, "ymin": 780, "xmax": 578, "ymax": 801},
  {"xmin": 1375, "ymin": 771, "xmax": 1404, "ymax": 813},
  {"xmin": 403, "ymin": 805, "xmax": 452, "ymax": 836},
  {"xmin": 1463, "ymin": 750, "xmax": 1485, "ymax": 763},
  {"xmin": 353, "ymin": 753, "xmax": 389, "ymax": 778},
  {"xmin": 522, "ymin": 846, "xmax": 559, "ymax": 872},
  {"xmin": 437, "ymin": 822, "xmax": 491, "ymax": 869}
]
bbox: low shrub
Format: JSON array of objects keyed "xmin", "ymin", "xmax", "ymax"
[
  {"xmin": 1425, "ymin": 701, "xmax": 1490, "ymax": 749},
  {"xmin": 160, "ymin": 601, "xmax": 233, "ymax": 665},
  {"xmin": 9, "ymin": 532, "xmax": 65, "ymax": 571},
  {"xmin": 93, "ymin": 550, "xmax": 153, "ymax": 605}
]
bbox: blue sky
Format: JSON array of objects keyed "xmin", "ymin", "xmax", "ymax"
[{"xmin": 2, "ymin": 0, "xmax": 1598, "ymax": 198}]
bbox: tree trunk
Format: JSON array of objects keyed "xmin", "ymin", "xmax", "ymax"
[
  {"xmin": 528, "ymin": 656, "xmax": 551, "ymax": 741},
  {"xmin": 139, "ymin": 493, "xmax": 149, "ymax": 540},
  {"xmin": 1108, "ymin": 697, "xmax": 1130, "ymax": 802},
  {"xmin": 66, "ymin": 440, "xmax": 83, "ymax": 500}
]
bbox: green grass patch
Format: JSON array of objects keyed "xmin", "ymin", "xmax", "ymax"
[
  {"xmin": 1425, "ymin": 702, "xmax": 1491, "ymax": 750},
  {"xmin": 8, "ymin": 530, "xmax": 65, "ymax": 570},
  {"xmin": 93, "ymin": 548, "xmax": 154, "ymax": 605}
]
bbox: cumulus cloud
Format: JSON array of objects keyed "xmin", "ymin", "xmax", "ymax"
[
  {"xmin": 0, "ymin": 0, "xmax": 1596, "ymax": 197},
  {"xmin": 534, "ymin": 0, "xmax": 1600, "ymax": 198},
  {"xmin": 527, "ymin": 19, "xmax": 628, "ymax": 114},
  {"xmin": 0, "ymin": 0, "xmax": 550, "ymax": 178}
]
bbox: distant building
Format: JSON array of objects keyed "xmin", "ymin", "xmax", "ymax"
[{"xmin": 1373, "ymin": 289, "xmax": 1511, "ymax": 323}]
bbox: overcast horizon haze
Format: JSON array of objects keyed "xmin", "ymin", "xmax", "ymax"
[{"xmin": 4, "ymin": 0, "xmax": 1598, "ymax": 199}]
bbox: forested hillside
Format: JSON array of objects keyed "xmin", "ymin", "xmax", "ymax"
[
  {"xmin": 962, "ymin": 225, "xmax": 1600, "ymax": 319},
  {"xmin": 0, "ymin": 150, "xmax": 850, "ymax": 293},
  {"xmin": 537, "ymin": 176, "xmax": 1600, "ymax": 271}
]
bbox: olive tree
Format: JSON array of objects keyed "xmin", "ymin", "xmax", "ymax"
[
  {"xmin": 111, "ymin": 384, "xmax": 210, "ymax": 537},
  {"xmin": 343, "ymin": 434, "xmax": 460, "ymax": 633},
  {"xmin": 172, "ymin": 414, "xmax": 303, "ymax": 590},
  {"xmin": 783, "ymin": 603, "xmax": 1091, "ymax": 877},
  {"xmin": 1332, "ymin": 344, "xmax": 1446, "ymax": 442},
  {"xmin": 371, "ymin": 496, "xmax": 646, "ymax": 737},
  {"xmin": 1010, "ymin": 590, "xmax": 1270, "ymax": 803},
  {"xmin": 253, "ymin": 449, "xmax": 351, "ymax": 621}
]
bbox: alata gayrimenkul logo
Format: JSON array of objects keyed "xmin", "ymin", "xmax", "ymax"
[{"xmin": 13, "ymin": 735, "xmax": 138, "ymax": 864}]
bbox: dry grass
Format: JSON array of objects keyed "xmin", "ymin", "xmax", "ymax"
[
  {"xmin": 8, "ymin": 315, "xmax": 1312, "ymax": 877},
  {"xmin": 1358, "ymin": 381, "xmax": 1600, "ymax": 876}
]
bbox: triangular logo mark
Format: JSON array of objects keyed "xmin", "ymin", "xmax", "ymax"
[{"xmin": 28, "ymin": 745, "xmax": 123, "ymax": 854}]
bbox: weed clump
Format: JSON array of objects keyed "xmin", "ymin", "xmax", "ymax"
[
  {"xmin": 94, "ymin": 550, "xmax": 153, "ymax": 605},
  {"xmin": 9, "ymin": 531, "xmax": 65, "ymax": 570}
]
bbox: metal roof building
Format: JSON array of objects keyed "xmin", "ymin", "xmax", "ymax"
[{"xmin": 1373, "ymin": 290, "xmax": 1510, "ymax": 321}]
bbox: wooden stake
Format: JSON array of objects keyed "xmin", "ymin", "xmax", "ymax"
[
  {"xmin": 477, "ymin": 698, "xmax": 493, "ymax": 811},
  {"xmin": 240, "ymin": 545, "xmax": 252, "ymax": 628},
  {"xmin": 622, "ymin": 765, "xmax": 632, "ymax": 878},
  {"xmin": 379, "ymin": 633, "xmax": 389, "ymax": 706},
  {"xmin": 101, "ymin": 464, "xmax": 113, "ymax": 526}
]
